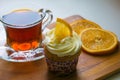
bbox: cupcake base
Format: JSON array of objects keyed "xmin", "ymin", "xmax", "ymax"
[{"xmin": 45, "ymin": 57, "xmax": 79, "ymax": 74}]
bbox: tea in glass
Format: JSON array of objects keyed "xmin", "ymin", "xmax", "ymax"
[{"xmin": 0, "ymin": 9, "xmax": 53, "ymax": 62}]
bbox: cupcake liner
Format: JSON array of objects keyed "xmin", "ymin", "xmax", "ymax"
[{"xmin": 45, "ymin": 57, "xmax": 79, "ymax": 74}]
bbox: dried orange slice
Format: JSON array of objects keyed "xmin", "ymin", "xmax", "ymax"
[
  {"xmin": 12, "ymin": 43, "xmax": 19, "ymax": 51},
  {"xmin": 18, "ymin": 43, "xmax": 31, "ymax": 51},
  {"xmin": 80, "ymin": 28, "xmax": 118, "ymax": 55},
  {"xmin": 54, "ymin": 18, "xmax": 72, "ymax": 42},
  {"xmin": 12, "ymin": 43, "xmax": 31, "ymax": 51},
  {"xmin": 32, "ymin": 41, "xmax": 39, "ymax": 48},
  {"xmin": 71, "ymin": 19, "xmax": 102, "ymax": 34}
]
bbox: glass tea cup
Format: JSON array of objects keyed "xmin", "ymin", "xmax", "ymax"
[{"xmin": 0, "ymin": 8, "xmax": 53, "ymax": 62}]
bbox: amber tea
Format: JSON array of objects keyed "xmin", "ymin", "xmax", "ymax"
[
  {"xmin": 2, "ymin": 10, "xmax": 42, "ymax": 51},
  {"xmin": 0, "ymin": 9, "xmax": 53, "ymax": 62}
]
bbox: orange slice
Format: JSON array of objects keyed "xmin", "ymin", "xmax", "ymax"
[
  {"xmin": 54, "ymin": 18, "xmax": 72, "ymax": 42},
  {"xmin": 80, "ymin": 28, "xmax": 118, "ymax": 55},
  {"xmin": 71, "ymin": 19, "xmax": 102, "ymax": 34},
  {"xmin": 12, "ymin": 43, "xmax": 19, "ymax": 51},
  {"xmin": 32, "ymin": 41, "xmax": 39, "ymax": 48},
  {"xmin": 12, "ymin": 43, "xmax": 31, "ymax": 51},
  {"xmin": 18, "ymin": 43, "xmax": 31, "ymax": 51}
]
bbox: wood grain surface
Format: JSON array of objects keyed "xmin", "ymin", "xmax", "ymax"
[{"xmin": 0, "ymin": 15, "xmax": 120, "ymax": 80}]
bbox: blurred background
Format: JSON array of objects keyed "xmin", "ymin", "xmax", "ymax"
[
  {"xmin": 0, "ymin": 0, "xmax": 120, "ymax": 40},
  {"xmin": 0, "ymin": 0, "xmax": 120, "ymax": 79}
]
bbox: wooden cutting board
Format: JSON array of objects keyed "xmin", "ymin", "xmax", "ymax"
[{"xmin": 0, "ymin": 15, "xmax": 120, "ymax": 80}]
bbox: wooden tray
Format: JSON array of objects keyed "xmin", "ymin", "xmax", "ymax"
[{"xmin": 0, "ymin": 15, "xmax": 120, "ymax": 80}]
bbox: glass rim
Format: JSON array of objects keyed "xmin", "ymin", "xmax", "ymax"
[{"xmin": 0, "ymin": 12, "xmax": 46, "ymax": 28}]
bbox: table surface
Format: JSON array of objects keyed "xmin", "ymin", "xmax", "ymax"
[{"xmin": 0, "ymin": 0, "xmax": 120, "ymax": 80}]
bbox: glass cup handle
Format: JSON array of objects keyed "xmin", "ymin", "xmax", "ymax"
[{"xmin": 38, "ymin": 8, "xmax": 53, "ymax": 31}]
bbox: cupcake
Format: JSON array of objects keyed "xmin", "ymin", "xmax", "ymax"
[{"xmin": 43, "ymin": 18, "xmax": 81, "ymax": 74}]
